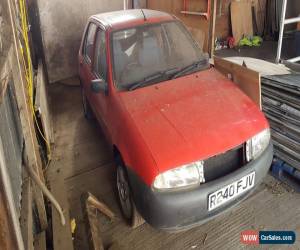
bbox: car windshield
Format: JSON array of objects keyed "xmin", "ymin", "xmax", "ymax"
[{"xmin": 112, "ymin": 21, "xmax": 208, "ymax": 91}]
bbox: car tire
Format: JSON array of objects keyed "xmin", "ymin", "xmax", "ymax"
[
  {"xmin": 116, "ymin": 158, "xmax": 145, "ymax": 229},
  {"xmin": 81, "ymin": 85, "xmax": 94, "ymax": 120}
]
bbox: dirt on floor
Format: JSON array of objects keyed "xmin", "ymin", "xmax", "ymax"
[
  {"xmin": 49, "ymin": 80, "xmax": 300, "ymax": 250},
  {"xmin": 215, "ymin": 40, "xmax": 296, "ymax": 63}
]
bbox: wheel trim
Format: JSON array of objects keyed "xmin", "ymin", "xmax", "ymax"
[{"xmin": 117, "ymin": 167, "xmax": 133, "ymax": 219}]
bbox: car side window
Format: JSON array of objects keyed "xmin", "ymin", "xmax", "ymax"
[
  {"xmin": 83, "ymin": 22, "xmax": 97, "ymax": 63},
  {"xmin": 93, "ymin": 29, "xmax": 107, "ymax": 81}
]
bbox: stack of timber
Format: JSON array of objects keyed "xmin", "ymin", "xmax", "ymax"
[{"xmin": 261, "ymin": 74, "xmax": 300, "ymax": 170}]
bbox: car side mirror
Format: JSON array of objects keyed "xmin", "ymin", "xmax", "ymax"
[{"xmin": 91, "ymin": 79, "xmax": 108, "ymax": 95}]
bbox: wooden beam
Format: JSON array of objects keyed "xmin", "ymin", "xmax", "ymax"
[
  {"xmin": 20, "ymin": 177, "xmax": 34, "ymax": 250},
  {"xmin": 214, "ymin": 56, "xmax": 261, "ymax": 109},
  {"xmin": 86, "ymin": 193, "xmax": 115, "ymax": 220},
  {"xmin": 34, "ymin": 231, "xmax": 46, "ymax": 250},
  {"xmin": 80, "ymin": 192, "xmax": 116, "ymax": 250},
  {"xmin": 81, "ymin": 193, "xmax": 105, "ymax": 250},
  {"xmin": 6, "ymin": 0, "xmax": 48, "ymax": 230},
  {"xmin": 0, "ymin": 55, "xmax": 11, "ymax": 105},
  {"xmin": 230, "ymin": 1, "xmax": 253, "ymax": 46},
  {"xmin": 208, "ymin": 0, "xmax": 217, "ymax": 58}
]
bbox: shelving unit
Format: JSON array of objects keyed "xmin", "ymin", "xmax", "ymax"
[
  {"xmin": 276, "ymin": 0, "xmax": 300, "ymax": 63},
  {"xmin": 181, "ymin": 0, "xmax": 211, "ymax": 19}
]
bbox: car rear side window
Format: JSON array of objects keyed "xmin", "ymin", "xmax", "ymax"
[
  {"xmin": 83, "ymin": 22, "xmax": 97, "ymax": 63},
  {"xmin": 93, "ymin": 29, "xmax": 107, "ymax": 81}
]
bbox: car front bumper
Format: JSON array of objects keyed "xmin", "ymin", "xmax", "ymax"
[{"xmin": 128, "ymin": 143, "xmax": 273, "ymax": 231}]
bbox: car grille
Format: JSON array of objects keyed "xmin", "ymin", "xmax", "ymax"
[{"xmin": 204, "ymin": 145, "xmax": 245, "ymax": 182}]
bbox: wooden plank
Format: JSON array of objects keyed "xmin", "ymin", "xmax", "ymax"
[
  {"xmin": 47, "ymin": 162, "xmax": 74, "ymax": 250},
  {"xmin": 23, "ymin": 143, "xmax": 47, "ymax": 231},
  {"xmin": 252, "ymin": 0, "xmax": 267, "ymax": 36},
  {"xmin": 214, "ymin": 56, "xmax": 261, "ymax": 109},
  {"xmin": 0, "ymin": 54, "xmax": 11, "ymax": 105},
  {"xmin": 81, "ymin": 193, "xmax": 104, "ymax": 250},
  {"xmin": 180, "ymin": 11, "xmax": 208, "ymax": 17},
  {"xmin": 34, "ymin": 231, "xmax": 46, "ymax": 250},
  {"xmin": 80, "ymin": 193, "xmax": 114, "ymax": 250},
  {"xmin": 220, "ymin": 57, "xmax": 291, "ymax": 76},
  {"xmin": 231, "ymin": 0, "xmax": 253, "ymax": 45},
  {"xmin": 20, "ymin": 177, "xmax": 34, "ymax": 250},
  {"xmin": 208, "ymin": 0, "xmax": 217, "ymax": 57}
]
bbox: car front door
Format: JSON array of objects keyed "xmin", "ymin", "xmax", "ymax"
[
  {"xmin": 90, "ymin": 27, "xmax": 111, "ymax": 139},
  {"xmin": 79, "ymin": 22, "xmax": 97, "ymax": 102}
]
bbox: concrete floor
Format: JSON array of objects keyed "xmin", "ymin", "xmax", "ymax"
[{"xmin": 49, "ymin": 81, "xmax": 300, "ymax": 250}]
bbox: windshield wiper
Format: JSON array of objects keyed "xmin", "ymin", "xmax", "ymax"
[
  {"xmin": 171, "ymin": 58, "xmax": 209, "ymax": 80},
  {"xmin": 129, "ymin": 68, "xmax": 178, "ymax": 91}
]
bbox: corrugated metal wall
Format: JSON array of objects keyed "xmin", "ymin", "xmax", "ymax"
[{"xmin": 0, "ymin": 81, "xmax": 24, "ymax": 217}]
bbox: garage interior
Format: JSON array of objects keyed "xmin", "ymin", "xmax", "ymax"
[{"xmin": 1, "ymin": 0, "xmax": 300, "ymax": 250}]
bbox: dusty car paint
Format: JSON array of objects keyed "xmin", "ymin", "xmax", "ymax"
[
  {"xmin": 78, "ymin": 10, "xmax": 272, "ymax": 230},
  {"xmin": 78, "ymin": 10, "xmax": 269, "ymax": 186}
]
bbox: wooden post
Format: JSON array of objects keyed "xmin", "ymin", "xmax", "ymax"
[
  {"xmin": 6, "ymin": 0, "xmax": 48, "ymax": 230},
  {"xmin": 34, "ymin": 231, "xmax": 46, "ymax": 250},
  {"xmin": 20, "ymin": 176, "xmax": 34, "ymax": 250},
  {"xmin": 208, "ymin": 0, "xmax": 217, "ymax": 58},
  {"xmin": 80, "ymin": 192, "xmax": 116, "ymax": 250},
  {"xmin": 81, "ymin": 193, "xmax": 105, "ymax": 250},
  {"xmin": 0, "ymin": 57, "xmax": 10, "ymax": 104}
]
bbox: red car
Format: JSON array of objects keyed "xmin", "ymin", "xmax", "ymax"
[{"xmin": 78, "ymin": 9, "xmax": 273, "ymax": 231}]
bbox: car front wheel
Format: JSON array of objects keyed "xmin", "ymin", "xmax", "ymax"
[{"xmin": 116, "ymin": 162, "xmax": 144, "ymax": 228}]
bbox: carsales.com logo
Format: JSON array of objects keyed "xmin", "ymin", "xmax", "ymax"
[{"xmin": 241, "ymin": 230, "xmax": 296, "ymax": 245}]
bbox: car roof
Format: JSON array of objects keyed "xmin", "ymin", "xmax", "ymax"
[{"xmin": 91, "ymin": 9, "xmax": 174, "ymax": 29}]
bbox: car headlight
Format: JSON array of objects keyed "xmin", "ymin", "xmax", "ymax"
[
  {"xmin": 246, "ymin": 128, "xmax": 270, "ymax": 161},
  {"xmin": 153, "ymin": 161, "xmax": 205, "ymax": 190}
]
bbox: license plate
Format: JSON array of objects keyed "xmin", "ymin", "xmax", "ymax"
[{"xmin": 208, "ymin": 172, "xmax": 255, "ymax": 211}]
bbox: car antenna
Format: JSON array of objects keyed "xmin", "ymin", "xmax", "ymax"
[{"xmin": 141, "ymin": 9, "xmax": 147, "ymax": 21}]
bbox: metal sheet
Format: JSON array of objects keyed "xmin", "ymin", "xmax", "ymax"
[
  {"xmin": 263, "ymin": 74, "xmax": 300, "ymax": 89},
  {"xmin": 262, "ymin": 74, "xmax": 300, "ymax": 169},
  {"xmin": 0, "ymin": 82, "xmax": 23, "ymax": 217}
]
